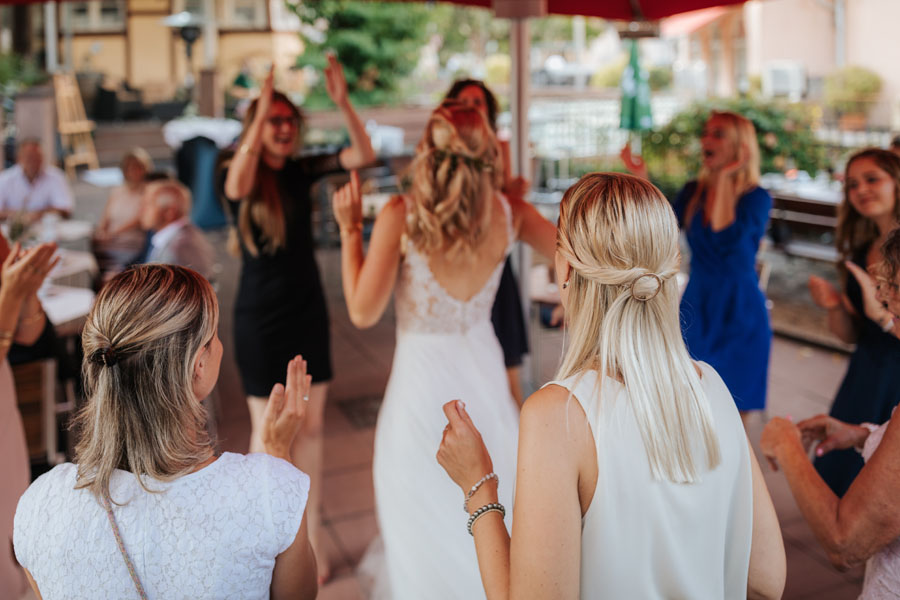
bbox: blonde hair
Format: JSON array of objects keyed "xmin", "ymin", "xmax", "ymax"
[
  {"xmin": 120, "ymin": 147, "xmax": 154, "ymax": 176},
  {"xmin": 73, "ymin": 265, "xmax": 217, "ymax": 500},
  {"xmin": 686, "ymin": 111, "xmax": 761, "ymax": 227},
  {"xmin": 405, "ymin": 101, "xmax": 503, "ymax": 255},
  {"xmin": 556, "ymin": 173, "xmax": 721, "ymax": 483},
  {"xmin": 222, "ymin": 92, "xmax": 303, "ymax": 257}
]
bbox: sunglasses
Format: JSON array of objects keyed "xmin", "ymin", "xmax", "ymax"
[{"xmin": 268, "ymin": 116, "xmax": 298, "ymax": 128}]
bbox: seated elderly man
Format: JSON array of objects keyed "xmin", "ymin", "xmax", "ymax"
[
  {"xmin": 0, "ymin": 139, "xmax": 74, "ymax": 222},
  {"xmin": 139, "ymin": 179, "xmax": 215, "ymax": 281}
]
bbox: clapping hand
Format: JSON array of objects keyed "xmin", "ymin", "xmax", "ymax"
[
  {"xmin": 1, "ymin": 242, "xmax": 59, "ymax": 301},
  {"xmin": 720, "ymin": 143, "xmax": 750, "ymax": 177},
  {"xmin": 759, "ymin": 416, "xmax": 802, "ymax": 471},
  {"xmin": 332, "ymin": 170, "xmax": 363, "ymax": 235},
  {"xmin": 254, "ymin": 65, "xmax": 275, "ymax": 123},
  {"xmin": 324, "ymin": 52, "xmax": 349, "ymax": 109},
  {"xmin": 796, "ymin": 414, "xmax": 871, "ymax": 457},
  {"xmin": 620, "ymin": 143, "xmax": 649, "ymax": 180},
  {"xmin": 845, "ymin": 260, "xmax": 894, "ymax": 326},
  {"xmin": 808, "ymin": 275, "xmax": 843, "ymax": 310},
  {"xmin": 437, "ymin": 400, "xmax": 493, "ymax": 494},
  {"xmin": 261, "ymin": 355, "xmax": 311, "ymax": 461}
]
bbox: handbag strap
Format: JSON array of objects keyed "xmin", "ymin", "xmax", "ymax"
[{"xmin": 101, "ymin": 494, "xmax": 149, "ymax": 600}]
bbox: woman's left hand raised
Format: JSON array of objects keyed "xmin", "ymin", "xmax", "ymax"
[
  {"xmin": 261, "ymin": 355, "xmax": 312, "ymax": 460},
  {"xmin": 324, "ymin": 52, "xmax": 349, "ymax": 109},
  {"xmin": 437, "ymin": 400, "xmax": 494, "ymax": 493},
  {"xmin": 332, "ymin": 170, "xmax": 363, "ymax": 234}
]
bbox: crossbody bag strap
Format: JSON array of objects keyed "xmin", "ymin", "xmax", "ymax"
[{"xmin": 101, "ymin": 494, "xmax": 149, "ymax": 600}]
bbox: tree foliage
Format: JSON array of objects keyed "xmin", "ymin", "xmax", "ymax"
[
  {"xmin": 640, "ymin": 97, "xmax": 828, "ymax": 198},
  {"xmin": 288, "ymin": 1, "xmax": 431, "ymax": 108}
]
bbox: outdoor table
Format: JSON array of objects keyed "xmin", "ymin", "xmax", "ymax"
[
  {"xmin": 39, "ymin": 283, "xmax": 95, "ymax": 338},
  {"xmin": 49, "ymin": 248, "xmax": 98, "ymax": 289}
]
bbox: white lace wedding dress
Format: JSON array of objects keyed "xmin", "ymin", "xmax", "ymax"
[{"xmin": 368, "ymin": 196, "xmax": 520, "ymax": 599}]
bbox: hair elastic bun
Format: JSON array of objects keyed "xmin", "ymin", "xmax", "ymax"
[{"xmin": 93, "ymin": 346, "xmax": 119, "ymax": 368}]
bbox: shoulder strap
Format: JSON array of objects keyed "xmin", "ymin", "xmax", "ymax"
[{"xmin": 101, "ymin": 494, "xmax": 148, "ymax": 600}]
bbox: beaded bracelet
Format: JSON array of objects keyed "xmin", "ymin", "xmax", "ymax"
[
  {"xmin": 464, "ymin": 472, "xmax": 498, "ymax": 513},
  {"xmin": 467, "ymin": 503, "xmax": 506, "ymax": 536}
]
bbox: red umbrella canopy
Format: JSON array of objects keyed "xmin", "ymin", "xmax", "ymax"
[
  {"xmin": 0, "ymin": 0, "xmax": 748, "ymax": 18},
  {"xmin": 391, "ymin": 0, "xmax": 748, "ymax": 20}
]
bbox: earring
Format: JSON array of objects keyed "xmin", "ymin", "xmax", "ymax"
[{"xmin": 562, "ymin": 281, "xmax": 569, "ymax": 289}]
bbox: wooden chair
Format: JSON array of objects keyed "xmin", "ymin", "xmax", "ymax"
[
  {"xmin": 13, "ymin": 359, "xmax": 74, "ymax": 466},
  {"xmin": 53, "ymin": 72, "xmax": 99, "ymax": 179}
]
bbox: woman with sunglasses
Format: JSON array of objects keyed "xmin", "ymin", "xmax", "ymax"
[{"xmin": 220, "ymin": 56, "xmax": 376, "ymax": 582}]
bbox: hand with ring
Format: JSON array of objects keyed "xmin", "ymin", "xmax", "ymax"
[{"xmin": 261, "ymin": 355, "xmax": 311, "ymax": 460}]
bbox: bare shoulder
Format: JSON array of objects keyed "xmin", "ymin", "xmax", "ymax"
[
  {"xmin": 521, "ymin": 384, "xmax": 590, "ymax": 444},
  {"xmin": 371, "ymin": 195, "xmax": 406, "ymax": 239}
]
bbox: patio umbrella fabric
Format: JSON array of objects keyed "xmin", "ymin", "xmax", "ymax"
[
  {"xmin": 620, "ymin": 39, "xmax": 652, "ymax": 132},
  {"xmin": 383, "ymin": 0, "xmax": 748, "ymax": 20}
]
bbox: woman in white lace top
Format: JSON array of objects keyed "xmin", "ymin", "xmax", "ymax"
[
  {"xmin": 14, "ymin": 265, "xmax": 318, "ymax": 600},
  {"xmin": 762, "ymin": 228, "xmax": 900, "ymax": 599}
]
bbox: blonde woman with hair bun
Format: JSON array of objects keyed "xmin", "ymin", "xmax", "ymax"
[
  {"xmin": 438, "ymin": 173, "xmax": 786, "ymax": 599},
  {"xmin": 332, "ymin": 100, "xmax": 555, "ymax": 598},
  {"xmin": 14, "ymin": 265, "xmax": 318, "ymax": 599}
]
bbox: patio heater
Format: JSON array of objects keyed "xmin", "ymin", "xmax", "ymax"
[{"xmin": 162, "ymin": 11, "xmax": 205, "ymax": 101}]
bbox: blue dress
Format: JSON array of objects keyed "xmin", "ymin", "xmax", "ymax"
[
  {"xmin": 674, "ymin": 182, "xmax": 772, "ymax": 411},
  {"xmin": 814, "ymin": 244, "xmax": 900, "ymax": 496}
]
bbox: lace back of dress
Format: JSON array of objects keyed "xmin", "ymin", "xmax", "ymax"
[{"xmin": 395, "ymin": 194, "xmax": 514, "ymax": 334}]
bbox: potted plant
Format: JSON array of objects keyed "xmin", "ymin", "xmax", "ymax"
[{"xmin": 824, "ymin": 65, "xmax": 882, "ymax": 131}]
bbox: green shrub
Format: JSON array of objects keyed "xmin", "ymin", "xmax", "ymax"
[
  {"xmin": 640, "ymin": 97, "xmax": 827, "ymax": 199},
  {"xmin": 824, "ymin": 65, "xmax": 882, "ymax": 116}
]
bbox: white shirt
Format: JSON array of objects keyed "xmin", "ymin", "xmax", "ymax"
[
  {"xmin": 545, "ymin": 362, "xmax": 753, "ymax": 599},
  {"xmin": 14, "ymin": 452, "xmax": 309, "ymax": 600},
  {"xmin": 149, "ymin": 216, "xmax": 190, "ymax": 257},
  {"xmin": 0, "ymin": 164, "xmax": 74, "ymax": 214}
]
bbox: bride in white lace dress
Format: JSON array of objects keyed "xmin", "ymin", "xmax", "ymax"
[{"xmin": 333, "ymin": 101, "xmax": 555, "ymax": 599}]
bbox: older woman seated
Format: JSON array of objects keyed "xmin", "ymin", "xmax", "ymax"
[
  {"xmin": 761, "ymin": 228, "xmax": 900, "ymax": 599},
  {"xmin": 13, "ymin": 264, "xmax": 318, "ymax": 600}
]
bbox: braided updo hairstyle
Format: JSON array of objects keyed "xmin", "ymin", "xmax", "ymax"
[
  {"xmin": 405, "ymin": 100, "xmax": 503, "ymax": 255},
  {"xmin": 73, "ymin": 265, "xmax": 218, "ymax": 500},
  {"xmin": 555, "ymin": 173, "xmax": 721, "ymax": 484}
]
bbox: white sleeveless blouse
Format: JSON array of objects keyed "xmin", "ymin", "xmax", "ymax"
[
  {"xmin": 14, "ymin": 452, "xmax": 309, "ymax": 600},
  {"xmin": 545, "ymin": 362, "xmax": 753, "ymax": 598}
]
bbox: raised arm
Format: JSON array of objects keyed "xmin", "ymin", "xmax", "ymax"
[
  {"xmin": 224, "ymin": 67, "xmax": 273, "ymax": 200},
  {"xmin": 332, "ymin": 172, "xmax": 404, "ymax": 328},
  {"xmin": 509, "ymin": 195, "xmax": 557, "ymax": 260},
  {"xmin": 0, "ymin": 242, "xmax": 57, "ymax": 361},
  {"xmin": 436, "ymin": 385, "xmax": 585, "ymax": 600},
  {"xmin": 324, "ymin": 54, "xmax": 376, "ymax": 171},
  {"xmin": 761, "ymin": 414, "xmax": 900, "ymax": 569}
]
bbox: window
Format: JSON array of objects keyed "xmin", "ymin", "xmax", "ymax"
[
  {"xmin": 220, "ymin": 0, "xmax": 268, "ymax": 30},
  {"xmin": 64, "ymin": 1, "xmax": 125, "ymax": 33},
  {"xmin": 269, "ymin": 0, "xmax": 301, "ymax": 32}
]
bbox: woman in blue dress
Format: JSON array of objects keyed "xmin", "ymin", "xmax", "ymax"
[
  {"xmin": 672, "ymin": 111, "xmax": 772, "ymax": 418},
  {"xmin": 807, "ymin": 148, "xmax": 900, "ymax": 496}
]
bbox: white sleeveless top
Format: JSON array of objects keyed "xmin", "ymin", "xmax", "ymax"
[
  {"xmin": 14, "ymin": 452, "xmax": 309, "ymax": 600},
  {"xmin": 545, "ymin": 362, "xmax": 753, "ymax": 599}
]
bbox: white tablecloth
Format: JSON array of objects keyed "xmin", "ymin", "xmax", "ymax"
[
  {"xmin": 163, "ymin": 117, "xmax": 243, "ymax": 150},
  {"xmin": 39, "ymin": 284, "xmax": 95, "ymax": 330}
]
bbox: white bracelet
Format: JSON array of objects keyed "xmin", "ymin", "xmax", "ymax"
[
  {"xmin": 464, "ymin": 472, "xmax": 498, "ymax": 513},
  {"xmin": 880, "ymin": 317, "xmax": 895, "ymax": 333}
]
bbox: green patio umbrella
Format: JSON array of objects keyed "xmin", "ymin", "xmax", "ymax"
[{"xmin": 620, "ymin": 39, "xmax": 652, "ymax": 153}]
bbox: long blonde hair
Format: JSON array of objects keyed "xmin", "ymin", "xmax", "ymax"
[
  {"xmin": 686, "ymin": 111, "xmax": 761, "ymax": 226},
  {"xmin": 73, "ymin": 265, "xmax": 217, "ymax": 499},
  {"xmin": 556, "ymin": 173, "xmax": 721, "ymax": 483},
  {"xmin": 405, "ymin": 100, "xmax": 502, "ymax": 255}
]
